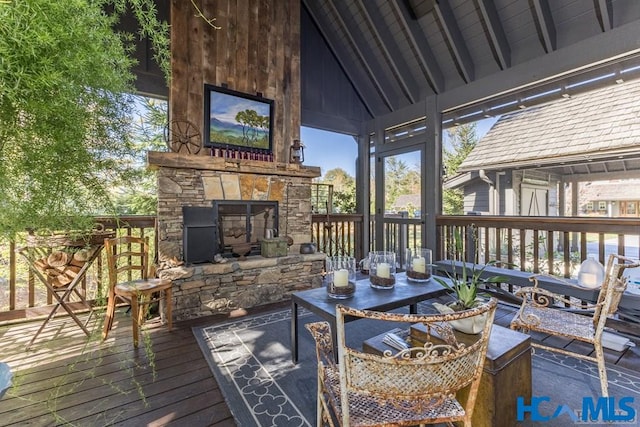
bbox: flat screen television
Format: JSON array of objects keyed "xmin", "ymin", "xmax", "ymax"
[{"xmin": 203, "ymin": 84, "xmax": 274, "ymax": 155}]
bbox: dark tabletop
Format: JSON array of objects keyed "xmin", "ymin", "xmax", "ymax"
[{"xmin": 292, "ymin": 273, "xmax": 450, "ymax": 318}]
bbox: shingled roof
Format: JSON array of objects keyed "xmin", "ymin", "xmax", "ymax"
[
  {"xmin": 581, "ymin": 180, "xmax": 640, "ymax": 201},
  {"xmin": 459, "ymin": 78, "xmax": 640, "ymax": 173}
]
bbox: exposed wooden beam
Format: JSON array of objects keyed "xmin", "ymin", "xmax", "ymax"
[
  {"xmin": 390, "ymin": 0, "xmax": 444, "ymax": 93},
  {"xmin": 477, "ymin": 0, "xmax": 511, "ymax": 70},
  {"xmin": 531, "ymin": 0, "xmax": 556, "ymax": 53},
  {"xmin": 432, "ymin": 0, "xmax": 475, "ymax": 83},
  {"xmin": 440, "ymin": 18, "xmax": 640, "ymax": 113},
  {"xmin": 326, "ymin": 0, "xmax": 396, "ymax": 112},
  {"xmin": 565, "ymin": 168, "xmax": 640, "ymax": 182},
  {"xmin": 358, "ymin": 0, "xmax": 419, "ymax": 104},
  {"xmin": 408, "ymin": 0, "xmax": 437, "ymax": 19},
  {"xmin": 595, "ymin": 0, "xmax": 613, "ymax": 32},
  {"xmin": 301, "ymin": 0, "xmax": 378, "ymax": 116}
]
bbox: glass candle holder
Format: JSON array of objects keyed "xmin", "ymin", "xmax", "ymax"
[
  {"xmin": 326, "ymin": 256, "xmax": 356, "ymax": 299},
  {"xmin": 406, "ymin": 248, "xmax": 432, "ymax": 283},
  {"xmin": 369, "ymin": 251, "xmax": 396, "ymax": 289}
]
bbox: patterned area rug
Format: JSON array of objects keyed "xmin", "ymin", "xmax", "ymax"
[{"xmin": 193, "ymin": 307, "xmax": 640, "ymax": 427}]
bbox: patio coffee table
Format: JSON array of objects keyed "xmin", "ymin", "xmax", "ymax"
[{"xmin": 290, "ymin": 273, "xmax": 449, "ymax": 363}]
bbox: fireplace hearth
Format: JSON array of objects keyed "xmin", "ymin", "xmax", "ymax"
[{"xmin": 182, "ymin": 200, "xmax": 278, "ymax": 264}]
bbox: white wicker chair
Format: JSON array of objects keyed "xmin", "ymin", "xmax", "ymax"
[
  {"xmin": 305, "ymin": 298, "xmax": 497, "ymax": 427},
  {"xmin": 510, "ymin": 254, "xmax": 640, "ymax": 397}
]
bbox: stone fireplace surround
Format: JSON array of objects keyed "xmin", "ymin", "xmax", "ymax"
[{"xmin": 147, "ymin": 151, "xmax": 325, "ymax": 320}]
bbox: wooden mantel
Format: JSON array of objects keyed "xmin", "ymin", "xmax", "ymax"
[{"xmin": 147, "ymin": 151, "xmax": 321, "ymax": 179}]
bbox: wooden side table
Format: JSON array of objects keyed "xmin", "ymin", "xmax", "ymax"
[{"xmin": 363, "ymin": 323, "xmax": 532, "ymax": 427}]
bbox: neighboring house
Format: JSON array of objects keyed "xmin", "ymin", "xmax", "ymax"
[
  {"xmin": 446, "ymin": 78, "xmax": 640, "ymax": 217},
  {"xmin": 392, "ymin": 194, "xmax": 421, "ymax": 216},
  {"xmin": 579, "ymin": 180, "xmax": 640, "ymax": 217}
]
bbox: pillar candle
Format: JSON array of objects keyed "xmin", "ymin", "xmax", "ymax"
[
  {"xmin": 413, "ymin": 256, "xmax": 426, "ymax": 273},
  {"xmin": 334, "ymin": 269, "xmax": 349, "ymax": 287},
  {"xmin": 377, "ymin": 262, "xmax": 391, "ymax": 279}
]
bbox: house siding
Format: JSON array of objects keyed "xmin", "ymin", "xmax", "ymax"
[
  {"xmin": 460, "ymin": 170, "xmax": 565, "ymax": 216},
  {"xmin": 463, "ymin": 181, "xmax": 491, "ymax": 214}
]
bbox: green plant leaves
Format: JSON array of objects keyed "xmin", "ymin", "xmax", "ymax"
[
  {"xmin": 0, "ymin": 0, "xmax": 168, "ymax": 239},
  {"xmin": 435, "ymin": 227, "xmax": 511, "ymax": 310}
]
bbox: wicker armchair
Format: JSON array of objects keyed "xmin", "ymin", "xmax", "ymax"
[
  {"xmin": 305, "ymin": 298, "xmax": 497, "ymax": 427},
  {"xmin": 510, "ymin": 254, "xmax": 640, "ymax": 397}
]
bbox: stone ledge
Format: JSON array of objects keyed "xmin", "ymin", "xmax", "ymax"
[
  {"xmin": 159, "ymin": 252, "xmax": 326, "ymax": 281},
  {"xmin": 167, "ymin": 252, "xmax": 326, "ymax": 321}
]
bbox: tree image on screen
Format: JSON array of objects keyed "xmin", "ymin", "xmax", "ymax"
[
  {"xmin": 235, "ymin": 109, "xmax": 269, "ymax": 146},
  {"xmin": 207, "ymin": 89, "xmax": 271, "ymax": 150}
]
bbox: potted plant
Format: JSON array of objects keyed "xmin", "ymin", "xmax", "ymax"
[{"xmin": 433, "ymin": 227, "xmax": 509, "ymax": 333}]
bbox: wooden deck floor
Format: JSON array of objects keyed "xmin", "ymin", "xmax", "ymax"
[
  {"xmin": 1, "ymin": 301, "xmax": 640, "ymax": 426},
  {"xmin": 0, "ymin": 303, "xmax": 267, "ymax": 427}
]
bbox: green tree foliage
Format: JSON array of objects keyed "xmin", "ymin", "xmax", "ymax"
[
  {"xmin": 384, "ymin": 157, "xmax": 420, "ymax": 211},
  {"xmin": 110, "ymin": 97, "xmax": 167, "ymax": 214},
  {"xmin": 0, "ymin": 0, "xmax": 167, "ymax": 239},
  {"xmin": 235, "ymin": 109, "xmax": 269, "ymax": 146},
  {"xmin": 443, "ymin": 123, "xmax": 478, "ymax": 214},
  {"xmin": 322, "ymin": 168, "xmax": 356, "ymax": 213}
]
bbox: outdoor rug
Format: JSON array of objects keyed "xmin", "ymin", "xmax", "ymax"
[{"xmin": 193, "ymin": 307, "xmax": 640, "ymax": 427}]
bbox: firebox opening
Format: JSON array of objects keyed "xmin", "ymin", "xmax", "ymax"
[
  {"xmin": 182, "ymin": 201, "xmax": 279, "ymax": 264},
  {"xmin": 214, "ymin": 200, "xmax": 279, "ymax": 257}
]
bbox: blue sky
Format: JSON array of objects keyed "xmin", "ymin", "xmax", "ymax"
[
  {"xmin": 301, "ymin": 127, "xmax": 358, "ymax": 176},
  {"xmin": 210, "ymin": 91, "xmax": 270, "ymax": 124},
  {"xmin": 302, "ymin": 116, "xmax": 498, "ymax": 178}
]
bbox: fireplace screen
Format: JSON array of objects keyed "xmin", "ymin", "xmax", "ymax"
[
  {"xmin": 182, "ymin": 201, "xmax": 278, "ymax": 264},
  {"xmin": 213, "ymin": 200, "xmax": 278, "ymax": 257}
]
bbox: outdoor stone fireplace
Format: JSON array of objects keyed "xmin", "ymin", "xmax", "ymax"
[{"xmin": 147, "ymin": 151, "xmax": 325, "ymax": 320}]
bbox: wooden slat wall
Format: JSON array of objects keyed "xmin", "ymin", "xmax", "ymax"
[{"xmin": 170, "ymin": 0, "xmax": 301, "ymax": 163}]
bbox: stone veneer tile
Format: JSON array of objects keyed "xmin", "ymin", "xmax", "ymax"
[
  {"xmin": 202, "ymin": 263, "xmax": 236, "ymax": 274},
  {"xmin": 269, "ymin": 179, "xmax": 285, "ymax": 202},
  {"xmin": 298, "ymin": 199, "xmax": 311, "ymax": 214},
  {"xmin": 180, "ymin": 280, "xmax": 206, "ymax": 290},
  {"xmin": 252, "ymin": 176, "xmax": 270, "ymax": 200},
  {"xmin": 202, "ymin": 175, "xmax": 224, "ymax": 199},
  {"xmin": 159, "ymin": 176, "xmax": 183, "ymax": 195},
  {"xmin": 221, "ymin": 174, "xmax": 241, "ymax": 199},
  {"xmin": 239, "ymin": 174, "xmax": 255, "ymax": 200}
]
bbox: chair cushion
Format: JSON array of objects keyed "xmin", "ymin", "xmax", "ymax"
[
  {"xmin": 512, "ymin": 305, "xmax": 595, "ymax": 343},
  {"xmin": 115, "ymin": 278, "xmax": 172, "ymax": 295}
]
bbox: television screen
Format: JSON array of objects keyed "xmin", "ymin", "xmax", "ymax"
[{"xmin": 203, "ymin": 84, "xmax": 274, "ymax": 155}]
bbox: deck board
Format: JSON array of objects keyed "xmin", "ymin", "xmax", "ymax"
[
  {"xmin": 0, "ymin": 300, "xmax": 638, "ymax": 426},
  {"xmin": 0, "ymin": 304, "xmax": 245, "ymax": 427}
]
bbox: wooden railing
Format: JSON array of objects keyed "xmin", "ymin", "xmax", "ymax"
[
  {"xmin": 435, "ymin": 215, "xmax": 640, "ymax": 278},
  {"xmin": 373, "ymin": 215, "xmax": 423, "ymax": 266},
  {"xmin": 0, "ymin": 216, "xmax": 156, "ymax": 322},
  {"xmin": 311, "ymin": 214, "xmax": 364, "ymax": 261},
  {"xmin": 3, "ymin": 213, "xmax": 639, "ymax": 320}
]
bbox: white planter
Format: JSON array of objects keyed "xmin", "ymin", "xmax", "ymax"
[{"xmin": 433, "ymin": 302, "xmax": 489, "ymax": 335}]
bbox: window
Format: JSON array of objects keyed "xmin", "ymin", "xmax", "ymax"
[
  {"xmin": 598, "ymin": 201, "xmax": 607, "ymax": 211},
  {"xmin": 586, "ymin": 202, "xmax": 594, "ymax": 211},
  {"xmin": 626, "ymin": 202, "xmax": 637, "ymax": 215}
]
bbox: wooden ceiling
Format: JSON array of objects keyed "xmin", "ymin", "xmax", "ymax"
[
  {"xmin": 300, "ymin": 0, "xmax": 640, "ymax": 131},
  {"xmin": 132, "ymin": 1, "xmax": 640, "ymax": 134}
]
